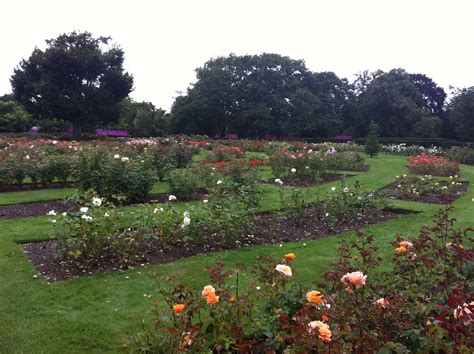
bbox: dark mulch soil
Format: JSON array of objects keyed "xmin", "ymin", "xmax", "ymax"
[
  {"xmin": 263, "ymin": 173, "xmax": 353, "ymax": 188},
  {"xmin": 0, "ymin": 192, "xmax": 208, "ymax": 220},
  {"xmin": 22, "ymin": 208, "xmax": 401, "ymax": 282},
  {"xmin": 381, "ymin": 181, "xmax": 468, "ymax": 204},
  {"xmin": 0, "ymin": 200, "xmax": 72, "ymax": 219},
  {"xmin": 0, "ymin": 182, "xmax": 75, "ymax": 193}
]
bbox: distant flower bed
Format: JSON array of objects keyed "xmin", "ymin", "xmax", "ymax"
[
  {"xmin": 381, "ymin": 143, "xmax": 445, "ymax": 156},
  {"xmin": 383, "ymin": 174, "xmax": 467, "ymax": 203},
  {"xmin": 408, "ymin": 154, "xmax": 459, "ymax": 176}
]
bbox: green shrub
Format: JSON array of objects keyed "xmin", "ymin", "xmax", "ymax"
[
  {"xmin": 0, "ymin": 159, "xmax": 26, "ymax": 184},
  {"xmin": 167, "ymin": 168, "xmax": 205, "ymax": 198},
  {"xmin": 51, "ymin": 198, "xmax": 145, "ymax": 271},
  {"xmin": 76, "ymin": 149, "xmax": 155, "ymax": 202},
  {"xmin": 321, "ymin": 181, "xmax": 388, "ymax": 226}
]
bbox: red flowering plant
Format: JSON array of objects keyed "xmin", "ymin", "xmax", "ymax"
[
  {"xmin": 408, "ymin": 154, "xmax": 460, "ymax": 176},
  {"xmin": 206, "ymin": 145, "xmax": 245, "ymax": 161}
]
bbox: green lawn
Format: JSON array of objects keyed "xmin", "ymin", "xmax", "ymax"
[{"xmin": 0, "ymin": 154, "xmax": 473, "ymax": 352}]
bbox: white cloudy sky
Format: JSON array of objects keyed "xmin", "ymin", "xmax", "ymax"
[{"xmin": 1, "ymin": 0, "xmax": 473, "ymax": 111}]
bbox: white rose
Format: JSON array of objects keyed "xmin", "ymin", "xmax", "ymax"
[
  {"xmin": 81, "ymin": 215, "xmax": 93, "ymax": 222},
  {"xmin": 92, "ymin": 197, "xmax": 102, "ymax": 207},
  {"xmin": 80, "ymin": 207, "xmax": 89, "ymax": 213},
  {"xmin": 183, "ymin": 216, "xmax": 191, "ymax": 226},
  {"xmin": 275, "ymin": 264, "xmax": 292, "ymax": 277}
]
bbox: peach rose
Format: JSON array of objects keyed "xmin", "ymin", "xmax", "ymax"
[
  {"xmin": 396, "ymin": 246, "xmax": 407, "ymax": 254},
  {"xmin": 173, "ymin": 303, "xmax": 186, "ymax": 314},
  {"xmin": 341, "ymin": 271, "xmax": 367, "ymax": 291},
  {"xmin": 306, "ymin": 290, "xmax": 324, "ymax": 304},
  {"xmin": 308, "ymin": 320, "xmax": 332, "ymax": 342},
  {"xmin": 275, "ymin": 264, "xmax": 292, "ymax": 277},
  {"xmin": 374, "ymin": 297, "xmax": 389, "ymax": 308},
  {"xmin": 284, "ymin": 253, "xmax": 296, "ymax": 261},
  {"xmin": 201, "ymin": 285, "xmax": 216, "ymax": 297}
]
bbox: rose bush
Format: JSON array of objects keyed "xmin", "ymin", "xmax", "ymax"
[
  {"xmin": 408, "ymin": 154, "xmax": 459, "ymax": 176},
  {"xmin": 386, "ymin": 174, "xmax": 465, "ymax": 201},
  {"xmin": 128, "ymin": 205, "xmax": 473, "ymax": 352}
]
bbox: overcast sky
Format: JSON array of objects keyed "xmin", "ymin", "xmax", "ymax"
[{"xmin": 1, "ymin": 0, "xmax": 473, "ymax": 111}]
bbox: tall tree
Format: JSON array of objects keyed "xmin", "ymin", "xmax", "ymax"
[
  {"xmin": 171, "ymin": 53, "xmax": 349, "ymax": 138},
  {"xmin": 11, "ymin": 31, "xmax": 133, "ymax": 139},
  {"xmin": 0, "ymin": 100, "xmax": 32, "ymax": 132},
  {"xmin": 409, "ymin": 73, "xmax": 446, "ymax": 116},
  {"xmin": 354, "ymin": 69, "xmax": 428, "ymax": 137},
  {"xmin": 448, "ymin": 87, "xmax": 474, "ymax": 141},
  {"xmin": 364, "ymin": 120, "xmax": 380, "ymax": 157}
]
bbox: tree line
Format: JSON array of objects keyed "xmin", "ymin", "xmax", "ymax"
[{"xmin": 2, "ymin": 32, "xmax": 473, "ymax": 141}]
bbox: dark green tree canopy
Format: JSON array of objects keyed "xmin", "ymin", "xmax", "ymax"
[
  {"xmin": 0, "ymin": 99, "xmax": 32, "ymax": 132},
  {"xmin": 448, "ymin": 87, "xmax": 474, "ymax": 141},
  {"xmin": 351, "ymin": 69, "xmax": 445, "ymax": 137},
  {"xmin": 171, "ymin": 53, "xmax": 348, "ymax": 138},
  {"xmin": 11, "ymin": 31, "xmax": 133, "ymax": 139},
  {"xmin": 118, "ymin": 98, "xmax": 169, "ymax": 137}
]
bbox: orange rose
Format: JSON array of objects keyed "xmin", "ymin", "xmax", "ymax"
[
  {"xmin": 396, "ymin": 246, "xmax": 407, "ymax": 254},
  {"xmin": 308, "ymin": 321, "xmax": 332, "ymax": 342},
  {"xmin": 284, "ymin": 253, "xmax": 296, "ymax": 261},
  {"xmin": 353, "ymin": 255, "xmax": 359, "ymax": 261},
  {"xmin": 206, "ymin": 293, "xmax": 219, "ymax": 305},
  {"xmin": 306, "ymin": 290, "xmax": 324, "ymax": 304},
  {"xmin": 173, "ymin": 303, "xmax": 186, "ymax": 314},
  {"xmin": 322, "ymin": 313, "xmax": 330, "ymax": 322},
  {"xmin": 230, "ymin": 295, "xmax": 236, "ymax": 302}
]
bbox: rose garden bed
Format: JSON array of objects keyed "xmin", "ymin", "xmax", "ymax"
[
  {"xmin": 380, "ymin": 175, "xmax": 469, "ymax": 204},
  {"xmin": 22, "ymin": 207, "xmax": 402, "ymax": 282}
]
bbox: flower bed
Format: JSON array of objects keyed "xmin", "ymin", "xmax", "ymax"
[
  {"xmin": 383, "ymin": 175, "xmax": 468, "ymax": 204},
  {"xmin": 23, "ymin": 183, "xmax": 390, "ymax": 281},
  {"xmin": 268, "ymin": 147, "xmax": 366, "ymax": 182},
  {"xmin": 126, "ymin": 206, "xmax": 473, "ymax": 352},
  {"xmin": 408, "ymin": 154, "xmax": 459, "ymax": 176}
]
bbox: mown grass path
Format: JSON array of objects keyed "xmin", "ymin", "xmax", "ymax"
[{"xmin": 0, "ymin": 154, "xmax": 473, "ymax": 352}]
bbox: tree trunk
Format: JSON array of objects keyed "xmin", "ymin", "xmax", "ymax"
[{"xmin": 72, "ymin": 120, "xmax": 82, "ymax": 140}]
